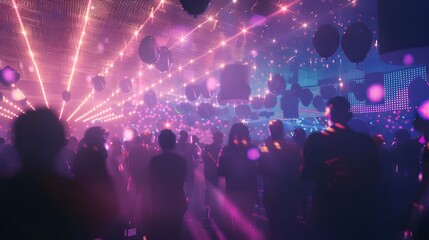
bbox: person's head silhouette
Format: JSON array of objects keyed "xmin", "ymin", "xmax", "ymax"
[
  {"xmin": 268, "ymin": 120, "xmax": 284, "ymax": 140},
  {"xmin": 178, "ymin": 130, "xmax": 189, "ymax": 143},
  {"xmin": 326, "ymin": 96, "xmax": 353, "ymax": 125},
  {"xmin": 84, "ymin": 126, "xmax": 107, "ymax": 146},
  {"xmin": 13, "ymin": 108, "xmax": 65, "ymax": 171},
  {"xmin": 158, "ymin": 129, "xmax": 176, "ymax": 150},
  {"xmin": 213, "ymin": 131, "xmax": 224, "ymax": 145},
  {"xmin": 293, "ymin": 128, "xmax": 306, "ymax": 142},
  {"xmin": 228, "ymin": 123, "xmax": 250, "ymax": 147}
]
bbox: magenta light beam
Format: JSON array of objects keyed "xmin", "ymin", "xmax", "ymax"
[
  {"xmin": 11, "ymin": 0, "xmax": 49, "ymax": 108},
  {"xmin": 59, "ymin": 0, "xmax": 92, "ymax": 119}
]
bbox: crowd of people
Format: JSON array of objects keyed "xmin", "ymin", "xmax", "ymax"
[{"xmin": 0, "ymin": 96, "xmax": 428, "ymax": 240}]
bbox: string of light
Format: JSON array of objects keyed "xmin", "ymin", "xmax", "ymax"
[
  {"xmin": 11, "ymin": 0, "xmax": 50, "ymax": 108},
  {"xmin": 59, "ymin": 0, "xmax": 93, "ymax": 119},
  {"xmin": 66, "ymin": 0, "xmax": 166, "ymax": 121},
  {"xmin": 80, "ymin": 3, "xmax": 294, "ymax": 123}
]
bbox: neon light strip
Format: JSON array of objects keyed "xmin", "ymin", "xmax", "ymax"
[
  {"xmin": 11, "ymin": 0, "xmax": 49, "ymax": 108},
  {"xmin": 66, "ymin": 0, "xmax": 165, "ymax": 121},
  {"xmin": 66, "ymin": 90, "xmax": 94, "ymax": 121},
  {"xmin": 59, "ymin": 0, "xmax": 92, "ymax": 119}
]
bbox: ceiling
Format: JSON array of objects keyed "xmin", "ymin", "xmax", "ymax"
[{"xmin": 0, "ymin": 0, "xmax": 395, "ymax": 124}]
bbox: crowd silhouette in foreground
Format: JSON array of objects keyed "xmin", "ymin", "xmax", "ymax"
[{"xmin": 0, "ymin": 96, "xmax": 428, "ymax": 240}]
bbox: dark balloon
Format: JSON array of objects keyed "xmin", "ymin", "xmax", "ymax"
[
  {"xmin": 251, "ymin": 96, "xmax": 264, "ymax": 110},
  {"xmin": 92, "ymin": 75, "xmax": 106, "ymax": 92},
  {"xmin": 290, "ymin": 83, "xmax": 302, "ymax": 98},
  {"xmin": 408, "ymin": 77, "xmax": 429, "ymax": 107},
  {"xmin": 185, "ymin": 84, "xmax": 201, "ymax": 101},
  {"xmin": 267, "ymin": 74, "xmax": 286, "ymax": 96},
  {"xmin": 0, "ymin": 66, "xmax": 20, "ymax": 87},
  {"xmin": 320, "ymin": 85, "xmax": 337, "ymax": 100},
  {"xmin": 120, "ymin": 77, "xmax": 132, "ymax": 93},
  {"xmin": 341, "ymin": 22, "xmax": 373, "ymax": 63},
  {"xmin": 179, "ymin": 0, "xmax": 210, "ymax": 18},
  {"xmin": 62, "ymin": 90, "xmax": 71, "ymax": 102},
  {"xmin": 264, "ymin": 94, "xmax": 278, "ymax": 108},
  {"xmin": 299, "ymin": 88, "xmax": 313, "ymax": 107},
  {"xmin": 143, "ymin": 90, "xmax": 157, "ymax": 107},
  {"xmin": 313, "ymin": 95, "xmax": 326, "ymax": 112},
  {"xmin": 197, "ymin": 103, "xmax": 215, "ymax": 119},
  {"xmin": 313, "ymin": 24, "xmax": 340, "ymax": 59},
  {"xmin": 155, "ymin": 46, "xmax": 172, "ymax": 73},
  {"xmin": 139, "ymin": 35, "xmax": 159, "ymax": 65}
]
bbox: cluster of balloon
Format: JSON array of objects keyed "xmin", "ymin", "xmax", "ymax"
[
  {"xmin": 341, "ymin": 22, "xmax": 373, "ymax": 63},
  {"xmin": 139, "ymin": 36, "xmax": 159, "ymax": 65},
  {"xmin": 267, "ymin": 74, "xmax": 286, "ymax": 95},
  {"xmin": 0, "ymin": 66, "xmax": 20, "ymax": 87},
  {"xmin": 312, "ymin": 95, "xmax": 326, "ymax": 112},
  {"xmin": 313, "ymin": 24, "xmax": 340, "ymax": 59},
  {"xmin": 299, "ymin": 88, "xmax": 313, "ymax": 107},
  {"xmin": 197, "ymin": 103, "xmax": 215, "ymax": 119},
  {"xmin": 179, "ymin": 0, "xmax": 210, "ymax": 18},
  {"xmin": 143, "ymin": 90, "xmax": 157, "ymax": 107},
  {"xmin": 235, "ymin": 105, "xmax": 252, "ymax": 118},
  {"xmin": 176, "ymin": 102, "xmax": 193, "ymax": 115},
  {"xmin": 120, "ymin": 77, "xmax": 132, "ymax": 93},
  {"xmin": 320, "ymin": 85, "xmax": 337, "ymax": 100},
  {"xmin": 155, "ymin": 46, "xmax": 172, "ymax": 73},
  {"xmin": 408, "ymin": 77, "xmax": 429, "ymax": 107},
  {"xmin": 290, "ymin": 83, "xmax": 302, "ymax": 98},
  {"xmin": 185, "ymin": 84, "xmax": 201, "ymax": 101},
  {"xmin": 264, "ymin": 94, "xmax": 277, "ymax": 108},
  {"xmin": 352, "ymin": 82, "xmax": 366, "ymax": 101},
  {"xmin": 62, "ymin": 90, "xmax": 71, "ymax": 102},
  {"xmin": 92, "ymin": 75, "xmax": 106, "ymax": 92},
  {"xmin": 251, "ymin": 96, "xmax": 264, "ymax": 110}
]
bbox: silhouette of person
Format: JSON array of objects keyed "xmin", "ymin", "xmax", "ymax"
[
  {"xmin": 128, "ymin": 134, "xmax": 158, "ymax": 234},
  {"xmin": 72, "ymin": 127, "xmax": 119, "ymax": 239},
  {"xmin": 302, "ymin": 96, "xmax": 379, "ymax": 240},
  {"xmin": 410, "ymin": 111, "xmax": 429, "ymax": 240},
  {"xmin": 149, "ymin": 129, "xmax": 187, "ymax": 240},
  {"xmin": 293, "ymin": 128, "xmax": 306, "ymax": 150},
  {"xmin": 260, "ymin": 120, "xmax": 302, "ymax": 240},
  {"xmin": 390, "ymin": 129, "xmax": 423, "ymax": 230},
  {"xmin": 218, "ymin": 123, "xmax": 258, "ymax": 239},
  {"xmin": 176, "ymin": 130, "xmax": 199, "ymax": 199},
  {"xmin": 201, "ymin": 131, "xmax": 223, "ymax": 222},
  {"xmin": 0, "ymin": 109, "xmax": 90, "ymax": 239}
]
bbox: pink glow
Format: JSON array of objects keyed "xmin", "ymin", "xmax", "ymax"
[
  {"xmin": 247, "ymin": 148, "xmax": 260, "ymax": 161},
  {"xmin": 403, "ymin": 54, "xmax": 414, "ymax": 65},
  {"xmin": 418, "ymin": 100, "xmax": 429, "ymax": 120},
  {"xmin": 206, "ymin": 77, "xmax": 219, "ymax": 91},
  {"xmin": 367, "ymin": 84, "xmax": 384, "ymax": 103}
]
